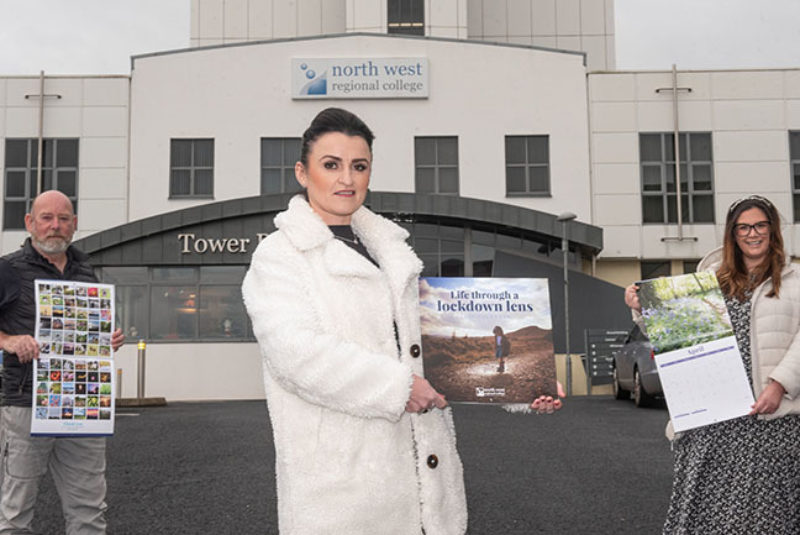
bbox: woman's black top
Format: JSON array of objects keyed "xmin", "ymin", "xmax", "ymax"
[{"xmin": 329, "ymin": 225, "xmax": 378, "ymax": 267}]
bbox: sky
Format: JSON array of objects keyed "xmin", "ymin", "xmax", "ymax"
[
  {"xmin": 0, "ymin": 0, "xmax": 799, "ymax": 75},
  {"xmin": 0, "ymin": 0, "xmax": 190, "ymax": 75},
  {"xmin": 615, "ymin": 0, "xmax": 800, "ymax": 70}
]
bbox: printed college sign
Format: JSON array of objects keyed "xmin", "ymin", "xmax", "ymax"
[{"xmin": 292, "ymin": 57, "xmax": 428, "ymax": 99}]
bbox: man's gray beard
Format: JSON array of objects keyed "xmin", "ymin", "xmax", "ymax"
[{"xmin": 33, "ymin": 237, "xmax": 70, "ymax": 255}]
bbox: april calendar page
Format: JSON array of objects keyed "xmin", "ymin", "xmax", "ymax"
[{"xmin": 637, "ymin": 273, "xmax": 754, "ymax": 432}]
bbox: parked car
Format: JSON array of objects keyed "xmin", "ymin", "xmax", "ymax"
[{"xmin": 612, "ymin": 324, "xmax": 662, "ymax": 407}]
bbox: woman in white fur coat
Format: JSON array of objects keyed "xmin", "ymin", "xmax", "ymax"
[{"xmin": 242, "ymin": 108, "xmax": 467, "ymax": 535}]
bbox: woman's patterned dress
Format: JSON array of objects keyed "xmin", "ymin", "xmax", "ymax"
[{"xmin": 663, "ymin": 292, "xmax": 800, "ymax": 534}]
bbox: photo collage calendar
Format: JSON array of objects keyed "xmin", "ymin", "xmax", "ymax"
[{"xmin": 33, "ymin": 279, "xmax": 116, "ymax": 436}]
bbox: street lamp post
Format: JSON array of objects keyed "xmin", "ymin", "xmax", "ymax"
[{"xmin": 557, "ymin": 212, "xmax": 577, "ymax": 396}]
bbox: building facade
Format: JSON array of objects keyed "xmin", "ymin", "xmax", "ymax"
[
  {"xmin": 1, "ymin": 0, "xmax": 798, "ymax": 400},
  {"xmin": 590, "ymin": 68, "xmax": 800, "ymax": 285}
]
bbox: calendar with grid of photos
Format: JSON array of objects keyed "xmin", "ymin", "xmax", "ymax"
[{"xmin": 32, "ymin": 279, "xmax": 115, "ymax": 436}]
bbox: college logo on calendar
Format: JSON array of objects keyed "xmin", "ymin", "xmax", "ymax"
[{"xmin": 31, "ymin": 280, "xmax": 116, "ymax": 436}]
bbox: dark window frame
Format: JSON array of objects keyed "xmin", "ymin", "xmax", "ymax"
[
  {"xmin": 639, "ymin": 132, "xmax": 714, "ymax": 224},
  {"xmin": 683, "ymin": 260, "xmax": 700, "ymax": 274},
  {"xmin": 102, "ymin": 266, "xmax": 253, "ymax": 343},
  {"xmin": 505, "ymin": 135, "xmax": 551, "ymax": 197},
  {"xmin": 387, "ymin": 0, "xmax": 425, "ymax": 35},
  {"xmin": 790, "ymin": 131, "xmax": 800, "ymax": 222},
  {"xmin": 3, "ymin": 138, "xmax": 79, "ymax": 230},
  {"xmin": 414, "ymin": 136, "xmax": 459, "ymax": 195},
  {"xmin": 411, "ymin": 222, "xmax": 466, "ymax": 278},
  {"xmin": 640, "ymin": 260, "xmax": 671, "ymax": 281},
  {"xmin": 169, "ymin": 138, "xmax": 214, "ymax": 199},
  {"xmin": 260, "ymin": 137, "xmax": 302, "ymax": 195}
]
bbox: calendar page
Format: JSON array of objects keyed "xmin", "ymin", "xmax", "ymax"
[
  {"xmin": 638, "ymin": 272, "xmax": 753, "ymax": 432},
  {"xmin": 419, "ymin": 277, "xmax": 557, "ymax": 403},
  {"xmin": 31, "ymin": 279, "xmax": 115, "ymax": 436},
  {"xmin": 655, "ymin": 336, "xmax": 754, "ymax": 432}
]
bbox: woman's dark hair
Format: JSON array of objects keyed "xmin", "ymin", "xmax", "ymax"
[
  {"xmin": 492, "ymin": 326, "xmax": 504, "ymax": 336},
  {"xmin": 299, "ymin": 107, "xmax": 375, "ymax": 165},
  {"xmin": 717, "ymin": 195, "xmax": 784, "ymax": 299}
]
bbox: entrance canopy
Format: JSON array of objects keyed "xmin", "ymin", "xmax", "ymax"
[{"xmin": 74, "ymin": 192, "xmax": 602, "ymax": 266}]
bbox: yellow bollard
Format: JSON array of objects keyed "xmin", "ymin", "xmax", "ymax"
[{"xmin": 137, "ymin": 340, "xmax": 146, "ymax": 399}]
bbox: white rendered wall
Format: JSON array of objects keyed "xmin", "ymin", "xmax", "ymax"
[
  {"xmin": 466, "ymin": 0, "xmax": 614, "ymax": 71},
  {"xmin": 128, "ymin": 35, "xmax": 591, "ymax": 223},
  {"xmin": 190, "ymin": 0, "xmax": 620, "ymax": 55},
  {"xmin": 191, "ymin": 0, "xmax": 348, "ymax": 46},
  {"xmin": 346, "ymin": 0, "xmax": 468, "ymax": 38},
  {"xmin": 346, "ymin": 0, "xmax": 385, "ymax": 33},
  {"xmin": 426, "ymin": 0, "xmax": 468, "ymax": 39},
  {"xmin": 191, "ymin": 0, "xmax": 468, "ymax": 43},
  {"xmin": 0, "ymin": 76, "xmax": 130, "ymax": 255},
  {"xmin": 115, "ymin": 342, "xmax": 266, "ymax": 401},
  {"xmin": 588, "ymin": 68, "xmax": 800, "ymax": 264}
]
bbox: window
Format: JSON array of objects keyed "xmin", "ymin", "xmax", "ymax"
[
  {"xmin": 100, "ymin": 267, "xmax": 148, "ymax": 341},
  {"xmin": 639, "ymin": 133, "xmax": 714, "ymax": 223},
  {"xmin": 471, "ymin": 227, "xmax": 498, "ymax": 277},
  {"xmin": 412, "ymin": 223, "xmax": 465, "ymax": 277},
  {"xmin": 388, "ymin": 0, "xmax": 424, "ymax": 35},
  {"xmin": 471, "ymin": 224, "xmax": 570, "ymax": 277},
  {"xmin": 505, "ymin": 135, "xmax": 550, "ymax": 196},
  {"xmin": 99, "ymin": 266, "xmax": 252, "ymax": 342},
  {"xmin": 640, "ymin": 261, "xmax": 670, "ymax": 281},
  {"xmin": 415, "ymin": 137, "xmax": 459, "ymax": 195},
  {"xmin": 683, "ymin": 260, "xmax": 699, "ymax": 274},
  {"xmin": 393, "ymin": 217, "xmax": 568, "ymax": 278},
  {"xmin": 4, "ymin": 138, "xmax": 78, "ymax": 230},
  {"xmin": 170, "ymin": 139, "xmax": 214, "ymax": 198},
  {"xmin": 791, "ymin": 132, "xmax": 800, "ymax": 222},
  {"xmin": 261, "ymin": 138, "xmax": 302, "ymax": 195}
]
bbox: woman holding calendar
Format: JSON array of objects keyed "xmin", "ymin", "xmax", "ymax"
[
  {"xmin": 625, "ymin": 195, "xmax": 800, "ymax": 533},
  {"xmin": 242, "ymin": 108, "xmax": 467, "ymax": 534}
]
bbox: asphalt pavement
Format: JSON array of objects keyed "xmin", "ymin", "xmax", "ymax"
[{"xmin": 31, "ymin": 397, "xmax": 674, "ymax": 535}]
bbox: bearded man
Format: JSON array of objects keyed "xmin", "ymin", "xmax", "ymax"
[{"xmin": 0, "ymin": 190, "xmax": 123, "ymax": 534}]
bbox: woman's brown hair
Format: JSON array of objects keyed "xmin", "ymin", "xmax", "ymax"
[{"xmin": 717, "ymin": 195, "xmax": 784, "ymax": 300}]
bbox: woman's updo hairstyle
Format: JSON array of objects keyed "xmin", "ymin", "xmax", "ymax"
[{"xmin": 299, "ymin": 108, "xmax": 375, "ymax": 166}]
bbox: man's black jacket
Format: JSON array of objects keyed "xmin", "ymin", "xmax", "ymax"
[{"xmin": 0, "ymin": 239, "xmax": 97, "ymax": 406}]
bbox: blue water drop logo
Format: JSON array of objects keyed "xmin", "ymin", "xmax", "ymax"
[
  {"xmin": 301, "ymin": 72, "xmax": 327, "ymax": 95},
  {"xmin": 306, "ymin": 70, "xmax": 316, "ymax": 79}
]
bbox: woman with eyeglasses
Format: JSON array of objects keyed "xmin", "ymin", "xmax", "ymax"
[{"xmin": 625, "ymin": 195, "xmax": 800, "ymax": 533}]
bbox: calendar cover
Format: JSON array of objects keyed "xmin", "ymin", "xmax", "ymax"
[
  {"xmin": 637, "ymin": 272, "xmax": 754, "ymax": 432},
  {"xmin": 419, "ymin": 277, "xmax": 557, "ymax": 404},
  {"xmin": 31, "ymin": 279, "xmax": 115, "ymax": 436}
]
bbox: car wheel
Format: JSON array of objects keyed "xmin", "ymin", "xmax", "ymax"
[
  {"xmin": 633, "ymin": 367, "xmax": 654, "ymax": 408},
  {"xmin": 613, "ymin": 366, "xmax": 630, "ymax": 400}
]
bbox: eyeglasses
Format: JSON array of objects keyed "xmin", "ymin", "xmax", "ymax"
[
  {"xmin": 733, "ymin": 221, "xmax": 770, "ymax": 237},
  {"xmin": 728, "ymin": 195, "xmax": 775, "ymax": 215}
]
